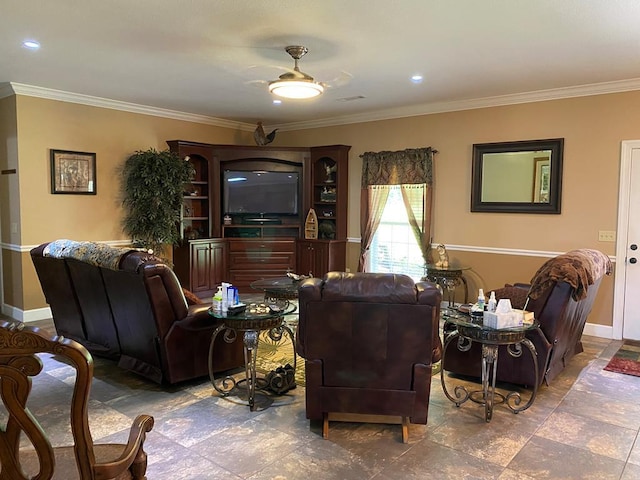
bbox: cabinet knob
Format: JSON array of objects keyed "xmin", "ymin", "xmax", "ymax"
[{"xmin": 630, "ymin": 257, "xmax": 638, "ymax": 264}]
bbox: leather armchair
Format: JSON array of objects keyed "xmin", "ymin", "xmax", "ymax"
[
  {"xmin": 443, "ymin": 249, "xmax": 611, "ymax": 387},
  {"xmin": 31, "ymin": 240, "xmax": 243, "ymax": 384},
  {"xmin": 297, "ymin": 271, "xmax": 442, "ymax": 443}
]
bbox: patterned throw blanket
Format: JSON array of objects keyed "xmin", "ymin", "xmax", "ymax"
[
  {"xmin": 528, "ymin": 249, "xmax": 612, "ymax": 301},
  {"xmin": 43, "ymin": 239, "xmax": 135, "ymax": 270}
]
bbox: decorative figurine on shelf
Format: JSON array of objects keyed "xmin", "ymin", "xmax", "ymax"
[
  {"xmin": 320, "ymin": 186, "xmax": 337, "ymax": 202},
  {"xmin": 324, "ymin": 161, "xmax": 337, "ymax": 183},
  {"xmin": 434, "ymin": 243, "xmax": 450, "ymax": 269},
  {"xmin": 253, "ymin": 121, "xmax": 278, "ymax": 146},
  {"xmin": 318, "ymin": 220, "xmax": 336, "ymax": 240}
]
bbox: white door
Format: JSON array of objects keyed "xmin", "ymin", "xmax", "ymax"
[{"xmin": 614, "ymin": 141, "xmax": 640, "ymax": 340}]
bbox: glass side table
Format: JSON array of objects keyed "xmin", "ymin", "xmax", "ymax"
[
  {"xmin": 441, "ymin": 314, "xmax": 539, "ymax": 422},
  {"xmin": 208, "ymin": 300, "xmax": 297, "ymax": 411},
  {"xmin": 250, "ymin": 276, "xmax": 301, "ymax": 303},
  {"xmin": 423, "ymin": 264, "xmax": 471, "ymax": 308}
]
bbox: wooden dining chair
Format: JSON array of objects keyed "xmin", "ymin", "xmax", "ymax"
[{"xmin": 0, "ymin": 320, "xmax": 154, "ymax": 480}]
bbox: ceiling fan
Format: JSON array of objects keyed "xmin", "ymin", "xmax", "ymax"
[{"xmin": 268, "ymin": 45, "xmax": 325, "ymax": 99}]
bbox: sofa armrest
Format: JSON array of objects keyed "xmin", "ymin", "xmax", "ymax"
[{"xmin": 173, "ymin": 304, "xmax": 215, "ymax": 331}]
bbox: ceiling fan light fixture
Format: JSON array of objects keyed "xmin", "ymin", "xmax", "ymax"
[
  {"xmin": 268, "ymin": 79, "xmax": 324, "ymax": 99},
  {"xmin": 268, "ymin": 45, "xmax": 324, "ymax": 99}
]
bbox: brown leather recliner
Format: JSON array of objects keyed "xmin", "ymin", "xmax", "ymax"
[
  {"xmin": 443, "ymin": 249, "xmax": 612, "ymax": 387},
  {"xmin": 296, "ymin": 272, "xmax": 442, "ymax": 443},
  {"xmin": 31, "ymin": 240, "xmax": 243, "ymax": 384}
]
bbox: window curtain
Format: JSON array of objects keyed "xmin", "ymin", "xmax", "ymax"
[{"xmin": 359, "ymin": 147, "xmax": 436, "ymax": 271}]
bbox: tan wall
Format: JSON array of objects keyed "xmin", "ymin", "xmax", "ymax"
[
  {"xmin": 15, "ymin": 96, "xmax": 252, "ymax": 245},
  {"xmin": 276, "ymin": 91, "xmax": 638, "ymax": 327},
  {"xmin": 5, "ymin": 90, "xmax": 632, "ymax": 328},
  {"xmin": 0, "ymin": 96, "xmax": 19, "ymax": 308},
  {"xmin": 0, "ymin": 95, "xmax": 18, "ymax": 242},
  {"xmin": 8, "ymin": 95, "xmax": 251, "ymax": 310}
]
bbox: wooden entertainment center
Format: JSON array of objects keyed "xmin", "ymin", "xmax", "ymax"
[{"xmin": 167, "ymin": 140, "xmax": 350, "ymax": 297}]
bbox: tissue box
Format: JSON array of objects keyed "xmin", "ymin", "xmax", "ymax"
[{"xmin": 483, "ymin": 310, "xmax": 524, "ymax": 329}]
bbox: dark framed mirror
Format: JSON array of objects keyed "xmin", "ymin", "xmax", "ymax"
[{"xmin": 471, "ymin": 138, "xmax": 564, "ymax": 214}]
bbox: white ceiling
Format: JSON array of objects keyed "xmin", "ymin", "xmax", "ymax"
[{"xmin": 3, "ymin": 0, "xmax": 640, "ymax": 129}]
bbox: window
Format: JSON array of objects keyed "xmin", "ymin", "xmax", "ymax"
[{"xmin": 367, "ymin": 185, "xmax": 425, "ymax": 281}]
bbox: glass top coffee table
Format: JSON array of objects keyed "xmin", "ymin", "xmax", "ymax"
[
  {"xmin": 250, "ymin": 276, "xmax": 302, "ymax": 302},
  {"xmin": 441, "ymin": 313, "xmax": 539, "ymax": 422},
  {"xmin": 208, "ymin": 300, "xmax": 297, "ymax": 411}
]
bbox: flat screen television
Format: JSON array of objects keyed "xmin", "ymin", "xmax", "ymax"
[{"xmin": 223, "ymin": 170, "xmax": 299, "ymax": 215}]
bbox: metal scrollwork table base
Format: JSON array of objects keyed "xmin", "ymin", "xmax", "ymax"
[
  {"xmin": 441, "ymin": 317, "xmax": 539, "ymax": 422},
  {"xmin": 208, "ymin": 302, "xmax": 297, "ymax": 411}
]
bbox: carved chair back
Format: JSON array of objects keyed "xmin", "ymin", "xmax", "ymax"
[{"xmin": 0, "ymin": 320, "xmax": 153, "ymax": 480}]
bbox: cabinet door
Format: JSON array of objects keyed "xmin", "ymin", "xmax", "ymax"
[
  {"xmin": 209, "ymin": 240, "xmax": 227, "ymax": 287},
  {"xmin": 297, "ymin": 241, "xmax": 313, "ymax": 277},
  {"xmin": 190, "ymin": 239, "xmax": 227, "ymax": 297},
  {"xmin": 297, "ymin": 240, "xmax": 329, "ymax": 278},
  {"xmin": 310, "ymin": 242, "xmax": 329, "ymax": 278},
  {"xmin": 191, "ymin": 242, "xmax": 213, "ymax": 294}
]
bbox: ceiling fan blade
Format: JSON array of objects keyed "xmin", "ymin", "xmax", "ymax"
[{"xmin": 320, "ymin": 70, "xmax": 354, "ymax": 89}]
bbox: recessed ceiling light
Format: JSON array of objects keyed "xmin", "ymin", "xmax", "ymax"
[
  {"xmin": 22, "ymin": 40, "xmax": 40, "ymax": 50},
  {"xmin": 273, "ymin": 99, "xmax": 282, "ymax": 105},
  {"xmin": 411, "ymin": 74, "xmax": 423, "ymax": 84}
]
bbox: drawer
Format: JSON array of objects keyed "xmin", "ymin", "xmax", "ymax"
[
  {"xmin": 229, "ymin": 252, "xmax": 295, "ymax": 270},
  {"xmin": 228, "ymin": 238, "xmax": 295, "ymax": 253}
]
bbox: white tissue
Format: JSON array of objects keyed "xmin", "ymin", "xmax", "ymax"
[
  {"xmin": 484, "ymin": 298, "xmax": 523, "ymax": 329},
  {"xmin": 495, "ymin": 298, "xmax": 512, "ymax": 313}
]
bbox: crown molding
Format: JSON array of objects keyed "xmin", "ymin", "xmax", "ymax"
[
  {"xmin": 6, "ymin": 82, "xmax": 254, "ymax": 131},
  {"xmin": 5, "ymin": 77, "xmax": 640, "ymax": 132},
  {"xmin": 272, "ymin": 77, "xmax": 640, "ymax": 131}
]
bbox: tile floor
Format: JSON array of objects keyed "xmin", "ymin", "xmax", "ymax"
[{"xmin": 9, "ymin": 319, "xmax": 640, "ymax": 479}]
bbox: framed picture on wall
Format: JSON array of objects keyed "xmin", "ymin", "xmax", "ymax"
[
  {"xmin": 50, "ymin": 149, "xmax": 96, "ymax": 194},
  {"xmin": 533, "ymin": 157, "xmax": 550, "ymax": 203}
]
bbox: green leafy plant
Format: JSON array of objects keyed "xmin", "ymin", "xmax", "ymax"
[{"xmin": 121, "ymin": 148, "xmax": 194, "ymax": 254}]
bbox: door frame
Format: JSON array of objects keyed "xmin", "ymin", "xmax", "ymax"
[{"xmin": 612, "ymin": 140, "xmax": 639, "ymax": 340}]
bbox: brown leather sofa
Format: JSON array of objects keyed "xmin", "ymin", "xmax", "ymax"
[
  {"xmin": 443, "ymin": 249, "xmax": 612, "ymax": 387},
  {"xmin": 297, "ymin": 272, "xmax": 442, "ymax": 442},
  {"xmin": 31, "ymin": 240, "xmax": 243, "ymax": 384}
]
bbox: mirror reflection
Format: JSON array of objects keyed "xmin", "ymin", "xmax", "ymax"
[{"xmin": 471, "ymin": 139, "xmax": 563, "ymax": 214}]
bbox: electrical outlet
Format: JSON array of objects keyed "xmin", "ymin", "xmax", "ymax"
[{"xmin": 598, "ymin": 230, "xmax": 616, "ymax": 242}]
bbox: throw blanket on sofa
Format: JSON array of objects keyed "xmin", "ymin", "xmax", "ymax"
[
  {"xmin": 529, "ymin": 249, "xmax": 612, "ymax": 301},
  {"xmin": 43, "ymin": 239, "xmax": 135, "ymax": 270}
]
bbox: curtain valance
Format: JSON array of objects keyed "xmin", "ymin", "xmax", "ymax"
[{"xmin": 360, "ymin": 147, "xmax": 436, "ymax": 187}]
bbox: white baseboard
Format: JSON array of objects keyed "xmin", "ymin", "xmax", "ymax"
[
  {"xmin": 583, "ymin": 322, "xmax": 613, "ymax": 339},
  {"xmin": 2, "ymin": 304, "xmax": 51, "ymax": 323}
]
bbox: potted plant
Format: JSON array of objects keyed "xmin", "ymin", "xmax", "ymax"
[{"xmin": 121, "ymin": 148, "xmax": 194, "ymax": 255}]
